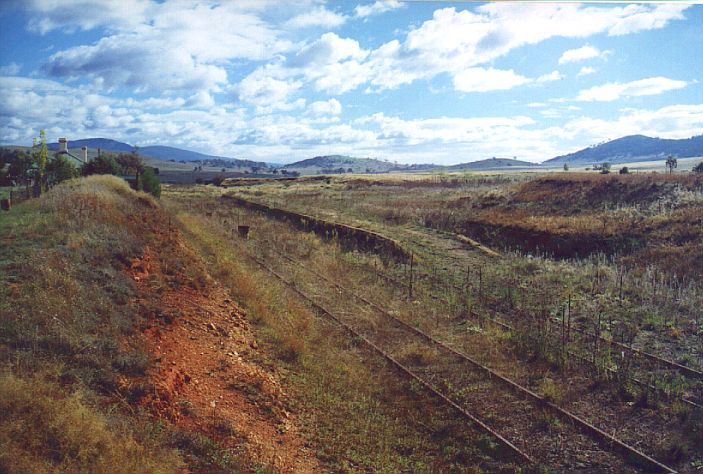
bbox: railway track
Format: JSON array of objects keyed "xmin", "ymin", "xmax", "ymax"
[
  {"xmin": 366, "ymin": 258, "xmax": 703, "ymax": 410},
  {"xmin": 230, "ymin": 234, "xmax": 677, "ymax": 472}
]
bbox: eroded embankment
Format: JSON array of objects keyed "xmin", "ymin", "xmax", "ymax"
[
  {"xmin": 222, "ymin": 194, "xmax": 411, "ymax": 263},
  {"xmin": 457, "ymin": 220, "xmax": 644, "ymax": 259},
  {"xmin": 0, "ymin": 176, "xmax": 317, "ymax": 473}
]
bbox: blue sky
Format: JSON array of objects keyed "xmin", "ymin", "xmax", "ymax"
[{"xmin": 0, "ymin": 1, "xmax": 701, "ymax": 164}]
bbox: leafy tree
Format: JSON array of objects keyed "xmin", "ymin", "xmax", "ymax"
[
  {"xmin": 665, "ymin": 155, "xmax": 677, "ymax": 174},
  {"xmin": 619, "ymin": 166, "xmax": 629, "ymax": 174},
  {"xmin": 82, "ymin": 154, "xmax": 122, "ymax": 176},
  {"xmin": 563, "ymin": 163, "xmax": 569, "ymax": 171},
  {"xmin": 693, "ymin": 162, "xmax": 703, "ymax": 173},
  {"xmin": 116, "ymin": 152, "xmax": 144, "ymax": 176},
  {"xmin": 5, "ymin": 150, "xmax": 34, "ymax": 197},
  {"xmin": 139, "ymin": 168, "xmax": 161, "ymax": 198},
  {"xmin": 32, "ymin": 130, "xmax": 48, "ymax": 194},
  {"xmin": 47, "ymin": 154, "xmax": 77, "ymax": 185},
  {"xmin": 600, "ymin": 162, "xmax": 611, "ymax": 174}
]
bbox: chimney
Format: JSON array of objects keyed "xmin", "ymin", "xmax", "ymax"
[
  {"xmin": 58, "ymin": 137, "xmax": 68, "ymax": 152},
  {"xmin": 81, "ymin": 146, "xmax": 88, "ymax": 162}
]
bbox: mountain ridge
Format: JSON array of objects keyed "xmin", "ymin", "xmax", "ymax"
[
  {"xmin": 543, "ymin": 135, "xmax": 703, "ymax": 165},
  {"xmin": 46, "ymin": 138, "xmax": 267, "ymax": 167}
]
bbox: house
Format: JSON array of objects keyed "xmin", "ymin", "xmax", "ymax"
[{"xmin": 56, "ymin": 138, "xmax": 88, "ymax": 164}]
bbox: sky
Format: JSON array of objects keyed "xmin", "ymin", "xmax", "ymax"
[{"xmin": 0, "ymin": 1, "xmax": 701, "ymax": 165}]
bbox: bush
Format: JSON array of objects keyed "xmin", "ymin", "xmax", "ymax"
[
  {"xmin": 212, "ymin": 173, "xmax": 226, "ymax": 186},
  {"xmin": 619, "ymin": 166, "xmax": 629, "ymax": 174},
  {"xmin": 693, "ymin": 162, "xmax": 703, "ymax": 173},
  {"xmin": 140, "ymin": 168, "xmax": 161, "ymax": 198}
]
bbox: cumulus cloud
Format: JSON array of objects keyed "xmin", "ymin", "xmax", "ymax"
[
  {"xmin": 537, "ymin": 70, "xmax": 565, "ymax": 83},
  {"xmin": 234, "ymin": 67, "xmax": 301, "ymax": 107},
  {"xmin": 358, "ymin": 3, "xmax": 687, "ymax": 93},
  {"xmin": 577, "ymin": 66, "xmax": 597, "ymax": 77},
  {"xmin": 0, "ymin": 63, "xmax": 21, "ymax": 75},
  {"xmin": 286, "ymin": 6, "xmax": 346, "ymax": 29},
  {"xmin": 576, "ymin": 77, "xmax": 689, "ymax": 101},
  {"xmin": 355, "ymin": 0, "xmax": 404, "ymax": 18},
  {"xmin": 309, "ymin": 99, "xmax": 342, "ymax": 115},
  {"xmin": 38, "ymin": 2, "xmax": 291, "ymax": 94},
  {"xmin": 453, "ymin": 68, "xmax": 531, "ymax": 92},
  {"xmin": 558, "ymin": 46, "xmax": 603, "ymax": 64}
]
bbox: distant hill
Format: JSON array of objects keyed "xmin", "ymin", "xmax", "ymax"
[
  {"xmin": 46, "ymin": 137, "xmax": 266, "ymax": 168},
  {"xmin": 47, "ymin": 138, "xmax": 133, "ymax": 153},
  {"xmin": 282, "ymin": 155, "xmax": 437, "ymax": 174},
  {"xmin": 544, "ymin": 135, "xmax": 703, "ymax": 165},
  {"xmin": 446, "ymin": 157, "xmax": 537, "ymax": 170}
]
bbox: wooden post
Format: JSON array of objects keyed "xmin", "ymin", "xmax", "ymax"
[
  {"xmin": 408, "ymin": 252, "xmax": 414, "ymax": 299},
  {"xmin": 479, "ymin": 266, "xmax": 483, "ymax": 303}
]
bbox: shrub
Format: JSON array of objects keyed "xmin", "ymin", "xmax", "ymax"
[
  {"xmin": 140, "ymin": 168, "xmax": 161, "ymax": 198},
  {"xmin": 693, "ymin": 162, "xmax": 703, "ymax": 173},
  {"xmin": 619, "ymin": 166, "xmax": 629, "ymax": 174},
  {"xmin": 212, "ymin": 173, "xmax": 226, "ymax": 186}
]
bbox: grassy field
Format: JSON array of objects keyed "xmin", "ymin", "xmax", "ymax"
[{"xmin": 3, "ymin": 170, "xmax": 701, "ymax": 472}]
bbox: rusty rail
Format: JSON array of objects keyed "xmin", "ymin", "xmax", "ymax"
[
  {"xmin": 242, "ymin": 252, "xmax": 534, "ymax": 466},
  {"xmin": 264, "ymin": 248, "xmax": 677, "ymax": 473}
]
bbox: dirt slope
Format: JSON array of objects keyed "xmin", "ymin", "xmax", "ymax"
[{"xmin": 125, "ymin": 231, "xmax": 318, "ymax": 472}]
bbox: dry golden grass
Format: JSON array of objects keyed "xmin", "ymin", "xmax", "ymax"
[{"xmin": 0, "ymin": 372, "xmax": 183, "ymax": 474}]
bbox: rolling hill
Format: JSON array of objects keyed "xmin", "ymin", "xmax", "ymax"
[
  {"xmin": 281, "ymin": 155, "xmax": 437, "ymax": 174},
  {"xmin": 544, "ymin": 135, "xmax": 703, "ymax": 165},
  {"xmin": 445, "ymin": 157, "xmax": 537, "ymax": 170}
]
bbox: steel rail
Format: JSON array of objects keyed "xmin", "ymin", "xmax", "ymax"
[
  {"xmin": 265, "ymin": 248, "xmax": 677, "ymax": 474},
  {"xmin": 242, "ymin": 251, "xmax": 535, "ymax": 466}
]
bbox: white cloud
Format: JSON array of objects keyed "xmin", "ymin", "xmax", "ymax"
[
  {"xmin": 309, "ymin": 99, "xmax": 342, "ymax": 115},
  {"xmin": 38, "ymin": 2, "xmax": 291, "ymax": 94},
  {"xmin": 355, "ymin": 0, "xmax": 404, "ymax": 18},
  {"xmin": 537, "ymin": 70, "xmax": 565, "ymax": 83},
  {"xmin": 234, "ymin": 67, "xmax": 301, "ymax": 107},
  {"xmin": 360, "ymin": 3, "xmax": 687, "ymax": 93},
  {"xmin": 0, "ymin": 62, "xmax": 21, "ymax": 75},
  {"xmin": 453, "ymin": 68, "xmax": 531, "ymax": 93},
  {"xmin": 576, "ymin": 77, "xmax": 689, "ymax": 102},
  {"xmin": 25, "ymin": 0, "xmax": 150, "ymax": 34},
  {"xmin": 607, "ymin": 4, "xmax": 688, "ymax": 36},
  {"xmin": 577, "ymin": 66, "xmax": 597, "ymax": 77},
  {"xmin": 286, "ymin": 6, "xmax": 346, "ymax": 29},
  {"xmin": 563, "ymin": 104, "xmax": 703, "ymax": 141},
  {"xmin": 559, "ymin": 46, "xmax": 604, "ymax": 64},
  {"xmin": 287, "ymin": 33, "xmax": 367, "ymax": 67}
]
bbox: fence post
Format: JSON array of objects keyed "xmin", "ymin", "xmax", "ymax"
[{"xmin": 408, "ymin": 252, "xmax": 414, "ymax": 299}]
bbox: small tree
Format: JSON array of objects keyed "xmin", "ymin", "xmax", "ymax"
[
  {"xmin": 32, "ymin": 129, "xmax": 48, "ymax": 194},
  {"xmin": 211, "ymin": 173, "xmax": 226, "ymax": 186},
  {"xmin": 116, "ymin": 152, "xmax": 144, "ymax": 176},
  {"xmin": 665, "ymin": 155, "xmax": 677, "ymax": 174},
  {"xmin": 47, "ymin": 154, "xmax": 77, "ymax": 186},
  {"xmin": 600, "ymin": 162, "xmax": 611, "ymax": 174},
  {"xmin": 619, "ymin": 166, "xmax": 629, "ymax": 175},
  {"xmin": 563, "ymin": 163, "xmax": 569, "ymax": 171},
  {"xmin": 139, "ymin": 168, "xmax": 161, "ymax": 198},
  {"xmin": 693, "ymin": 162, "xmax": 703, "ymax": 173}
]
